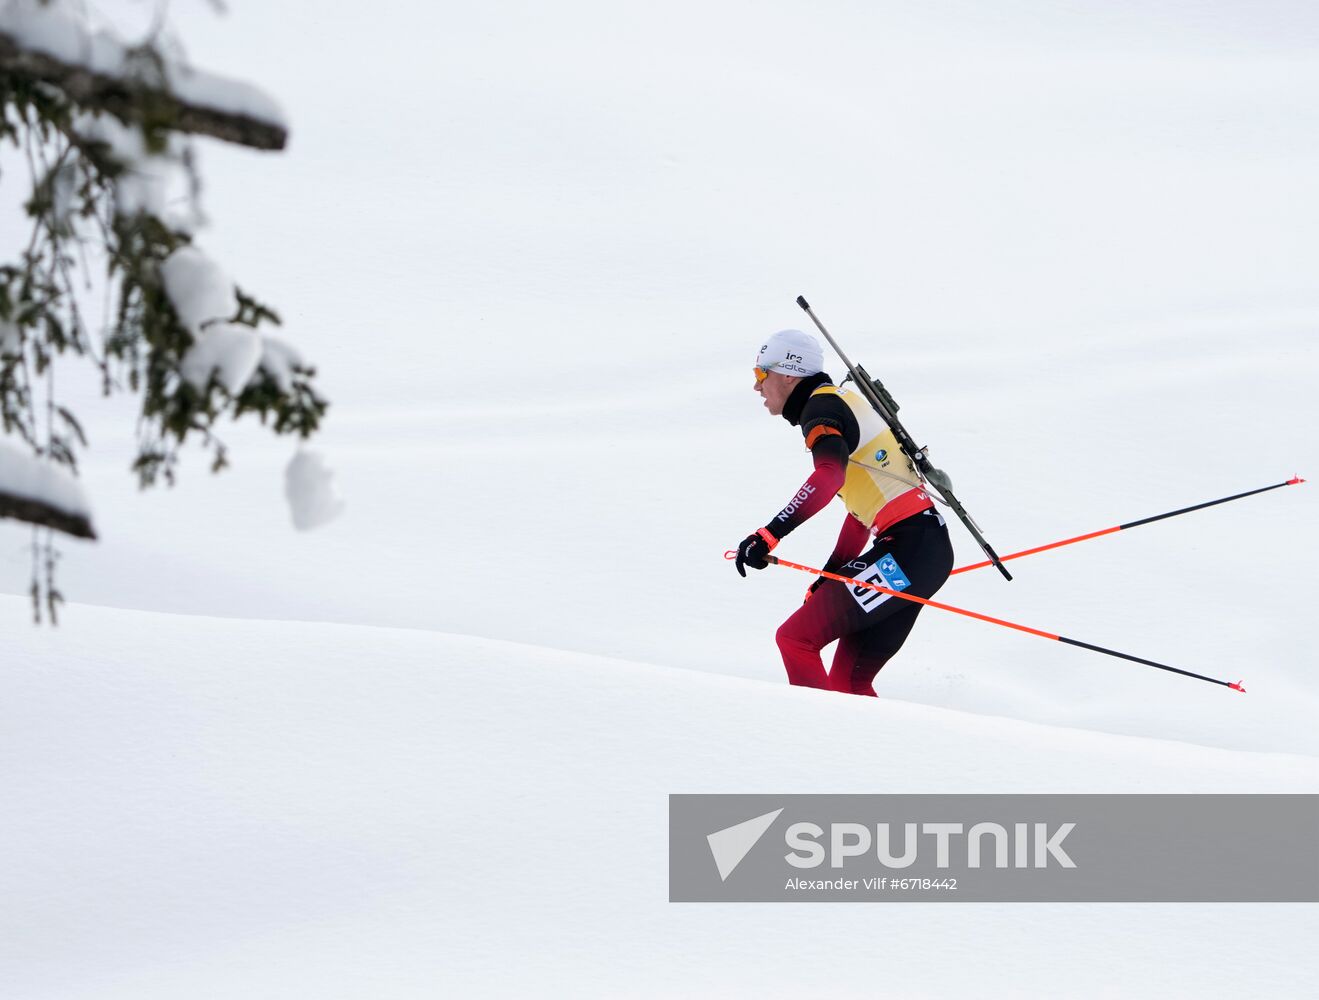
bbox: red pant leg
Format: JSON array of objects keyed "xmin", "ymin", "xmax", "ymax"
[
  {"xmin": 827, "ymin": 634, "xmax": 878, "ymax": 696},
  {"xmin": 774, "ymin": 591, "xmax": 840, "ymax": 689},
  {"xmin": 775, "ymin": 510, "xmax": 954, "ymax": 694}
]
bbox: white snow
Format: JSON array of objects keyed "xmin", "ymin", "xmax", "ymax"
[
  {"xmin": 162, "ymin": 246, "xmax": 262, "ymax": 394},
  {"xmin": 178, "ymin": 320, "xmax": 261, "ymax": 394},
  {"xmin": 284, "ymin": 449, "xmax": 343, "ymax": 530},
  {"xmin": 0, "ymin": 319, "xmax": 21, "ymax": 355},
  {"xmin": 48, "ymin": 160, "xmax": 78, "ymax": 232},
  {"xmin": 71, "ymin": 110, "xmax": 188, "ymax": 220},
  {"xmin": 2, "ymin": 2, "xmax": 1318, "ymax": 995},
  {"xmin": 0, "ymin": 437, "xmax": 91, "ymax": 517},
  {"xmin": 0, "ymin": 0, "xmax": 124, "ymax": 78},
  {"xmin": 166, "ymin": 58, "xmax": 288, "ymax": 131},
  {"xmin": 257, "ymin": 335, "xmax": 304, "ymax": 393},
  {"xmin": 1, "ymin": 599, "xmax": 1316, "ymax": 999},
  {"xmin": 159, "ymin": 245, "xmax": 237, "ymax": 335}
]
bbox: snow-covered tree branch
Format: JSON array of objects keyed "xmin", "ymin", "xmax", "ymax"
[
  {"xmin": 0, "ymin": 19, "xmax": 288, "ymax": 150},
  {"xmin": 0, "ymin": 0, "xmax": 332, "ymax": 622}
]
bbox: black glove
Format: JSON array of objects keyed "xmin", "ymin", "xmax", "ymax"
[
  {"xmin": 734, "ymin": 528, "xmax": 777, "ymax": 577},
  {"xmin": 804, "ymin": 576, "xmax": 826, "ymax": 603}
]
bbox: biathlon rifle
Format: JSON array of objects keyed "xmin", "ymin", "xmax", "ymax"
[{"xmin": 796, "ymin": 295, "xmax": 1013, "ymax": 582}]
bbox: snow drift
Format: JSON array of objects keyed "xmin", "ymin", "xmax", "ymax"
[{"xmin": 3, "ymin": 597, "xmax": 1315, "ymax": 998}]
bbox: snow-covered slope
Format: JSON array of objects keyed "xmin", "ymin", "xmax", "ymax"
[
  {"xmin": 3, "ymin": 597, "xmax": 1316, "ymax": 999},
  {"xmin": 2, "ymin": 5, "xmax": 1317, "ymax": 994},
  {"xmin": 3, "ymin": 4, "xmax": 1315, "ymax": 758},
  {"xmin": 19, "ymin": 316, "xmax": 1315, "ymax": 759}
]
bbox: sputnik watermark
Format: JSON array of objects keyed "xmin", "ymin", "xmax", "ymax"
[
  {"xmin": 783, "ymin": 820, "xmax": 1076, "ymax": 869},
  {"xmin": 670, "ymin": 794, "xmax": 1319, "ymax": 902}
]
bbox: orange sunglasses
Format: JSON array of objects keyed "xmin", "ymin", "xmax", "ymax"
[{"xmin": 753, "ymin": 365, "xmax": 774, "ymax": 384}]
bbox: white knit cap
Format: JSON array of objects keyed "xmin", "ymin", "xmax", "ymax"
[{"xmin": 755, "ymin": 329, "xmax": 824, "ymax": 377}]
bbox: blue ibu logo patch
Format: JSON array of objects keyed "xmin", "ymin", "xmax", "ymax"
[
  {"xmin": 847, "ymin": 553, "xmax": 912, "ymax": 612},
  {"xmin": 875, "ymin": 449, "xmax": 888, "ymax": 462},
  {"xmin": 876, "ymin": 555, "xmax": 911, "ymax": 590}
]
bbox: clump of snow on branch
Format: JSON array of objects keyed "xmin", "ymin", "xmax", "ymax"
[
  {"xmin": 179, "ymin": 323, "xmax": 262, "ymax": 394},
  {"xmin": 166, "ymin": 55, "xmax": 288, "ymax": 130},
  {"xmin": 160, "ymin": 245, "xmax": 256, "ymax": 394},
  {"xmin": 161, "ymin": 246, "xmax": 299, "ymax": 395},
  {"xmin": 71, "ymin": 111, "xmax": 194, "ymax": 224},
  {"xmin": 284, "ymin": 451, "xmax": 344, "ymax": 531},
  {"xmin": 160, "ymin": 245, "xmax": 237, "ymax": 334},
  {"xmin": 0, "ymin": 0, "xmax": 287, "ymax": 127},
  {"xmin": 0, "ymin": 438, "xmax": 92, "ymax": 518},
  {"xmin": 258, "ymin": 336, "xmax": 304, "ymax": 393},
  {"xmin": 0, "ymin": 0, "xmax": 124, "ymax": 75}
]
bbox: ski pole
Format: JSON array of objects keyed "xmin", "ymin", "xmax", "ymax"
[
  {"xmin": 725, "ymin": 551, "xmax": 1246, "ymax": 692},
  {"xmin": 952, "ymin": 476, "xmax": 1306, "ymax": 575}
]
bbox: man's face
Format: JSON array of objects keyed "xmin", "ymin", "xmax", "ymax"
[{"xmin": 754, "ymin": 369, "xmax": 799, "ymax": 417}]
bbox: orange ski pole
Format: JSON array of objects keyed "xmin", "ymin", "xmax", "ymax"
[
  {"xmin": 952, "ymin": 476, "xmax": 1305, "ymax": 575},
  {"xmin": 726, "ymin": 551, "xmax": 1246, "ymax": 692}
]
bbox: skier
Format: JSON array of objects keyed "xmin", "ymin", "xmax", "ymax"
[{"xmin": 733, "ymin": 328, "xmax": 954, "ymax": 695}]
